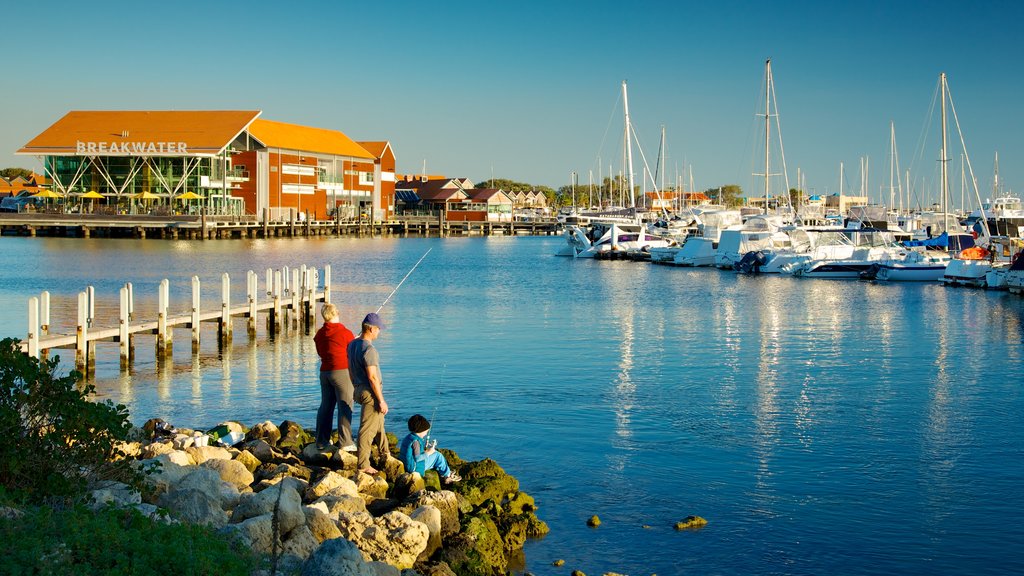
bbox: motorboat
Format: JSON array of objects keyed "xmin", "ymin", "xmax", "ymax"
[
  {"xmin": 560, "ymin": 221, "xmax": 669, "ymax": 258},
  {"xmin": 715, "ymin": 214, "xmax": 792, "ymax": 269},
  {"xmin": 789, "ymin": 228, "xmax": 906, "ymax": 279}
]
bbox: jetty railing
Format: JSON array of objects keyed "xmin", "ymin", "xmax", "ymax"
[{"xmin": 21, "ymin": 264, "xmax": 331, "ymax": 374}]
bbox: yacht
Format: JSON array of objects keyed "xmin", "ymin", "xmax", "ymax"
[{"xmin": 789, "ymin": 228, "xmax": 906, "ymax": 279}]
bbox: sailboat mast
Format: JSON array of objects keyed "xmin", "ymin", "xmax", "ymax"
[
  {"xmin": 940, "ymin": 72, "xmax": 949, "ymax": 219},
  {"xmin": 889, "ymin": 122, "xmax": 896, "ymax": 210},
  {"xmin": 622, "ymin": 80, "xmax": 636, "ymax": 211},
  {"xmin": 764, "ymin": 58, "xmax": 772, "ymax": 215}
]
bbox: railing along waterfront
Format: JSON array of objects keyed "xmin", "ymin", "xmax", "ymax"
[{"xmin": 21, "ymin": 265, "xmax": 331, "ymax": 376}]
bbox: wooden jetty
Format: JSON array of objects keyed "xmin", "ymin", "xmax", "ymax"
[
  {"xmin": 0, "ymin": 211, "xmax": 560, "ymax": 239},
  {"xmin": 21, "ymin": 264, "xmax": 331, "ymax": 375}
]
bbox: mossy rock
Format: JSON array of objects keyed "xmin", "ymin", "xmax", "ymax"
[
  {"xmin": 459, "ymin": 458, "xmax": 506, "ymax": 480},
  {"xmin": 587, "ymin": 515, "xmax": 601, "ymax": 527},
  {"xmin": 277, "ymin": 421, "xmax": 313, "ymax": 454},
  {"xmin": 435, "ymin": 530, "xmax": 505, "ymax": 576},
  {"xmin": 525, "ymin": 514, "xmax": 549, "ymax": 538},
  {"xmin": 495, "ymin": 514, "xmax": 530, "ymax": 554},
  {"xmin": 439, "ymin": 447, "xmax": 464, "ymax": 467},
  {"xmin": 385, "ymin": 431, "xmax": 399, "ymax": 453},
  {"xmin": 424, "ymin": 469, "xmax": 442, "ymax": 492},
  {"xmin": 674, "ymin": 515, "xmax": 708, "ymax": 530},
  {"xmin": 455, "ymin": 475, "xmax": 519, "ymax": 508},
  {"xmin": 504, "ymin": 491, "xmax": 535, "ymax": 515},
  {"xmin": 460, "ymin": 514, "xmax": 507, "ymax": 573}
]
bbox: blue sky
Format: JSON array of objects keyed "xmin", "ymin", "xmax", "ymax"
[{"xmin": 2, "ymin": 0, "xmax": 1022, "ymax": 207}]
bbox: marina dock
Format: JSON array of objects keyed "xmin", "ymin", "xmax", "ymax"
[
  {"xmin": 22, "ymin": 264, "xmax": 332, "ymax": 376},
  {"xmin": 0, "ymin": 212, "xmax": 559, "ymax": 239}
]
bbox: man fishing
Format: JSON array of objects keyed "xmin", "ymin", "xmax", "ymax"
[{"xmin": 347, "ymin": 312, "xmax": 389, "ymax": 475}]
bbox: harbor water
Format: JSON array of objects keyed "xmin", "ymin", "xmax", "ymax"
[{"xmin": 1, "ymin": 235, "xmax": 1023, "ymax": 575}]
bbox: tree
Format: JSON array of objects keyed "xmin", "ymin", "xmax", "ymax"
[
  {"xmin": 0, "ymin": 168, "xmax": 33, "ymax": 180},
  {"xmin": 704, "ymin": 184, "xmax": 744, "ymax": 207}
]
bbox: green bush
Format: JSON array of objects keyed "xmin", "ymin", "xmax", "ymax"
[
  {"xmin": 0, "ymin": 338, "xmax": 144, "ymax": 503},
  {"xmin": 0, "ymin": 501, "xmax": 260, "ymax": 575}
]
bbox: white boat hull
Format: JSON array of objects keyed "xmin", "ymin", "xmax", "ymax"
[
  {"xmin": 875, "ymin": 263, "xmax": 947, "ymax": 282},
  {"xmin": 673, "ymin": 237, "xmax": 716, "ymax": 267},
  {"xmin": 943, "ymin": 259, "xmax": 992, "ymax": 288}
]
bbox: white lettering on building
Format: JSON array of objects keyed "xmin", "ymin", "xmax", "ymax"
[{"xmin": 75, "ymin": 140, "xmax": 189, "ymax": 155}]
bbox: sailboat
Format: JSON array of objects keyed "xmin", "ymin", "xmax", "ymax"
[{"xmin": 557, "ymin": 81, "xmax": 670, "ymax": 258}]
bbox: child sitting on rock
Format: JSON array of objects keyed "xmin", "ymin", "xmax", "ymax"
[{"xmin": 399, "ymin": 414, "xmax": 461, "ymax": 484}]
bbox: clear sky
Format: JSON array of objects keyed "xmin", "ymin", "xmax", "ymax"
[{"xmin": 2, "ymin": 0, "xmax": 1022, "ymax": 207}]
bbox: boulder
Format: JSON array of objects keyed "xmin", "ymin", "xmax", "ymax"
[
  {"xmin": 255, "ymin": 462, "xmax": 312, "ymax": 484},
  {"xmin": 113, "ymin": 440, "xmax": 142, "ymax": 460},
  {"xmin": 176, "ymin": 467, "xmax": 225, "ymax": 501},
  {"xmin": 248, "ymin": 420, "xmax": 282, "ymax": 446},
  {"xmin": 353, "ymin": 472, "xmax": 389, "ymax": 501},
  {"xmin": 338, "ymin": 511, "xmax": 429, "ymax": 570},
  {"xmin": 402, "ymin": 490, "xmax": 460, "ymax": 538},
  {"xmin": 164, "ymin": 450, "xmax": 195, "ymax": 467},
  {"xmin": 435, "ymin": 516, "xmax": 506, "ymax": 576},
  {"xmin": 185, "ymin": 445, "xmax": 232, "ymax": 465},
  {"xmin": 381, "ymin": 455, "xmax": 406, "ymax": 483},
  {"xmin": 283, "ymin": 524, "xmax": 320, "ymax": 560},
  {"xmin": 171, "ymin": 434, "xmax": 194, "ymax": 451},
  {"xmin": 219, "ymin": 482, "xmax": 242, "ymax": 511},
  {"xmin": 232, "ymin": 450, "xmax": 260, "ymax": 473},
  {"xmin": 304, "ymin": 505, "xmax": 342, "ymax": 543},
  {"xmin": 306, "ymin": 471, "xmax": 360, "ymax": 501},
  {"xmin": 137, "ymin": 455, "xmax": 190, "ymax": 501},
  {"xmin": 311, "ymin": 494, "xmax": 368, "ymax": 519},
  {"xmin": 221, "ymin": 513, "xmax": 275, "ymax": 554},
  {"xmin": 158, "ymin": 488, "xmax": 227, "ymax": 528},
  {"xmin": 201, "ymin": 458, "xmax": 255, "ymax": 490},
  {"xmin": 330, "ymin": 448, "xmax": 359, "ymax": 470},
  {"xmin": 256, "ymin": 476, "xmax": 309, "ymax": 495},
  {"xmin": 301, "ymin": 537, "xmax": 392, "ymax": 576},
  {"xmin": 90, "ymin": 481, "xmax": 142, "ymax": 510},
  {"xmin": 215, "ymin": 420, "xmax": 246, "ymax": 434},
  {"xmin": 278, "ymin": 420, "xmax": 313, "ymax": 454},
  {"xmin": 242, "ymin": 438, "xmax": 276, "ymax": 462},
  {"xmin": 231, "ymin": 477, "xmax": 305, "ymax": 535},
  {"xmin": 409, "ymin": 505, "xmax": 442, "ymax": 560},
  {"xmin": 391, "ymin": 473, "xmax": 424, "ymax": 501},
  {"xmin": 140, "ymin": 441, "xmax": 175, "ymax": 460},
  {"xmin": 412, "ymin": 561, "xmax": 457, "ymax": 576},
  {"xmin": 302, "ymin": 443, "xmax": 334, "ymax": 464}
]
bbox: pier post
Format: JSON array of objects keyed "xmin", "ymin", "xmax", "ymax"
[
  {"xmin": 220, "ymin": 273, "xmax": 232, "ymax": 343},
  {"xmin": 76, "ymin": 291, "xmax": 89, "ymax": 371},
  {"xmin": 157, "ymin": 279, "xmax": 172, "ymax": 356},
  {"xmin": 119, "ymin": 286, "xmax": 130, "ymax": 369},
  {"xmin": 40, "ymin": 291, "xmax": 50, "ymax": 338},
  {"xmin": 304, "ymin": 267, "xmax": 314, "ymax": 334},
  {"xmin": 191, "ymin": 276, "xmax": 201, "ymax": 352},
  {"xmin": 290, "ymin": 267, "xmax": 300, "ymax": 329},
  {"xmin": 201, "ymin": 208, "xmax": 208, "ymax": 240},
  {"xmin": 290, "ymin": 209, "xmax": 296, "ymax": 237},
  {"xmin": 126, "ymin": 282, "xmax": 135, "ymax": 360},
  {"xmin": 262, "ymin": 208, "xmax": 270, "ymax": 238},
  {"xmin": 81, "ymin": 225, "xmax": 90, "ymax": 238},
  {"xmin": 27, "ymin": 297, "xmax": 39, "ymax": 358},
  {"xmin": 272, "ymin": 270, "xmax": 282, "ymax": 333},
  {"xmin": 247, "ymin": 270, "xmax": 257, "ymax": 337},
  {"xmin": 305, "ymin": 211, "xmax": 311, "ymax": 237},
  {"xmin": 323, "ymin": 264, "xmax": 331, "ymax": 305}
]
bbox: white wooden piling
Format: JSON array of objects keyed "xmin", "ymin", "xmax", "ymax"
[
  {"xmin": 127, "ymin": 282, "xmax": 134, "ymax": 321},
  {"xmin": 323, "ymin": 265, "xmax": 331, "ymax": 304},
  {"xmin": 76, "ymin": 291, "xmax": 89, "ymax": 369},
  {"xmin": 40, "ymin": 291, "xmax": 50, "ymax": 336},
  {"xmin": 247, "ymin": 270, "xmax": 258, "ymax": 334},
  {"xmin": 265, "ymin": 268, "xmax": 272, "ymax": 298},
  {"xmin": 119, "ymin": 285, "xmax": 130, "ymax": 367},
  {"xmin": 220, "ymin": 272, "xmax": 232, "ymax": 341},
  {"xmin": 157, "ymin": 279, "xmax": 171, "ymax": 354},
  {"xmin": 87, "ymin": 286, "xmax": 95, "ymax": 329},
  {"xmin": 272, "ymin": 270, "xmax": 282, "ymax": 332},
  {"xmin": 191, "ymin": 276, "xmax": 201, "ymax": 349},
  {"xmin": 27, "ymin": 297, "xmax": 39, "ymax": 358},
  {"xmin": 290, "ymin": 267, "xmax": 300, "ymax": 328}
]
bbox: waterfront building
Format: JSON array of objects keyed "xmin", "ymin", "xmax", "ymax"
[{"xmin": 16, "ymin": 111, "xmax": 393, "ymax": 220}]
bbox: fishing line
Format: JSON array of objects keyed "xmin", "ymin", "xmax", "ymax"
[{"xmin": 376, "ymin": 247, "xmax": 432, "ymax": 313}]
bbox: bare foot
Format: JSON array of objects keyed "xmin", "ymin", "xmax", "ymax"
[{"xmin": 360, "ymin": 467, "xmax": 379, "ymax": 475}]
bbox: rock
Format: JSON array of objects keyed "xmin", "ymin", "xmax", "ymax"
[
  {"xmin": 571, "ymin": 571, "xmax": 586, "ymax": 576},
  {"xmin": 201, "ymin": 458, "xmax": 255, "ymax": 490},
  {"xmin": 222, "ymin": 513, "xmax": 275, "ymax": 554},
  {"xmin": 401, "ymin": 490, "xmax": 459, "ymax": 539},
  {"xmin": 391, "ymin": 473, "xmax": 425, "ymax": 501},
  {"xmin": 248, "ymin": 420, "xmax": 281, "ymax": 446},
  {"xmin": 451, "ymin": 459, "xmax": 519, "ymax": 508},
  {"xmin": 412, "ymin": 561, "xmax": 457, "ymax": 576},
  {"xmin": 312, "ymin": 494, "xmax": 368, "ymax": 519},
  {"xmin": 140, "ymin": 441, "xmax": 175, "ymax": 460},
  {"xmin": 0, "ymin": 506, "xmax": 24, "ymax": 520},
  {"xmin": 436, "ymin": 531, "xmax": 504, "ymax": 576},
  {"xmin": 304, "ymin": 505, "xmax": 342, "ymax": 542},
  {"xmin": 331, "ymin": 448, "xmax": 359, "ymax": 470},
  {"xmin": 504, "ymin": 492, "xmax": 536, "ymax": 515},
  {"xmin": 674, "ymin": 515, "xmax": 708, "ymax": 530},
  {"xmin": 165, "ymin": 450, "xmax": 195, "ymax": 467},
  {"xmin": 255, "ymin": 476, "xmax": 309, "ymax": 495},
  {"xmin": 278, "ymin": 420, "xmax": 313, "ymax": 454},
  {"xmin": 219, "ymin": 482, "xmax": 242, "ymax": 510},
  {"xmin": 235, "ymin": 449, "xmax": 262, "ymax": 473},
  {"xmin": 301, "ymin": 537, "xmax": 386, "ymax": 576},
  {"xmin": 339, "ymin": 511, "xmax": 429, "ymax": 570},
  {"xmin": 283, "ymin": 524, "xmax": 319, "ymax": 560},
  {"xmin": 137, "ymin": 455, "xmax": 190, "ymax": 501},
  {"xmin": 177, "ymin": 467, "xmax": 225, "ymax": 503},
  {"xmin": 185, "ymin": 445, "xmax": 232, "ymax": 464},
  {"xmin": 553, "ymin": 560, "xmax": 565, "ymax": 567},
  {"xmin": 113, "ymin": 441, "xmax": 142, "ymax": 459},
  {"xmin": 242, "ymin": 438, "xmax": 276, "ymax": 462},
  {"xmin": 255, "ymin": 462, "xmax": 312, "ymax": 484},
  {"xmin": 171, "ymin": 434, "xmax": 194, "ymax": 450},
  {"xmin": 302, "ymin": 443, "xmax": 334, "ymax": 464},
  {"xmin": 132, "ymin": 503, "xmax": 164, "ymax": 521},
  {"xmin": 409, "ymin": 505, "xmax": 442, "ymax": 560},
  {"xmin": 306, "ymin": 471, "xmax": 360, "ymax": 501},
  {"xmin": 587, "ymin": 515, "xmax": 601, "ymax": 527},
  {"xmin": 215, "ymin": 420, "xmax": 246, "ymax": 434},
  {"xmin": 90, "ymin": 481, "xmax": 141, "ymax": 509},
  {"xmin": 158, "ymin": 488, "xmax": 227, "ymax": 527},
  {"xmin": 353, "ymin": 472, "xmax": 389, "ymax": 502},
  {"xmin": 381, "ymin": 455, "xmax": 406, "ymax": 483},
  {"xmin": 231, "ymin": 477, "xmax": 305, "ymax": 535}
]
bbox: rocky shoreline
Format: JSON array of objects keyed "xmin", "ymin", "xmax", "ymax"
[{"xmin": 98, "ymin": 418, "xmax": 548, "ymax": 576}]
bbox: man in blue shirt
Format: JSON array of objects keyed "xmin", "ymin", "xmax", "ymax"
[{"xmin": 347, "ymin": 312, "xmax": 390, "ymax": 475}]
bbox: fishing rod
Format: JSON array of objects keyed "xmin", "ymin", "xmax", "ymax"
[{"xmin": 376, "ymin": 247, "xmax": 432, "ymax": 314}]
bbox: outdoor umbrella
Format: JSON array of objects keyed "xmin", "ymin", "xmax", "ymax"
[
  {"xmin": 79, "ymin": 190, "xmax": 105, "ymax": 213},
  {"xmin": 31, "ymin": 188, "xmax": 64, "ymax": 211}
]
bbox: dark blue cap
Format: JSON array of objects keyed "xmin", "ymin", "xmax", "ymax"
[{"xmin": 363, "ymin": 312, "xmax": 385, "ymax": 329}]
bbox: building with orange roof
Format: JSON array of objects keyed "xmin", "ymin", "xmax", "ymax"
[{"xmin": 17, "ymin": 111, "xmax": 393, "ymax": 220}]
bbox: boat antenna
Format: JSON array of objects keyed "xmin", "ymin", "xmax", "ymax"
[{"xmin": 376, "ymin": 247, "xmax": 432, "ymax": 313}]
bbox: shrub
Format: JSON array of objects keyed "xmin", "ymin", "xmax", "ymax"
[
  {"xmin": 0, "ymin": 500, "xmax": 260, "ymax": 575},
  {"xmin": 0, "ymin": 338, "xmax": 144, "ymax": 504}
]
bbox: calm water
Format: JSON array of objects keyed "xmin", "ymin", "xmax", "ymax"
[{"xmin": 1, "ymin": 235, "xmax": 1023, "ymax": 575}]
